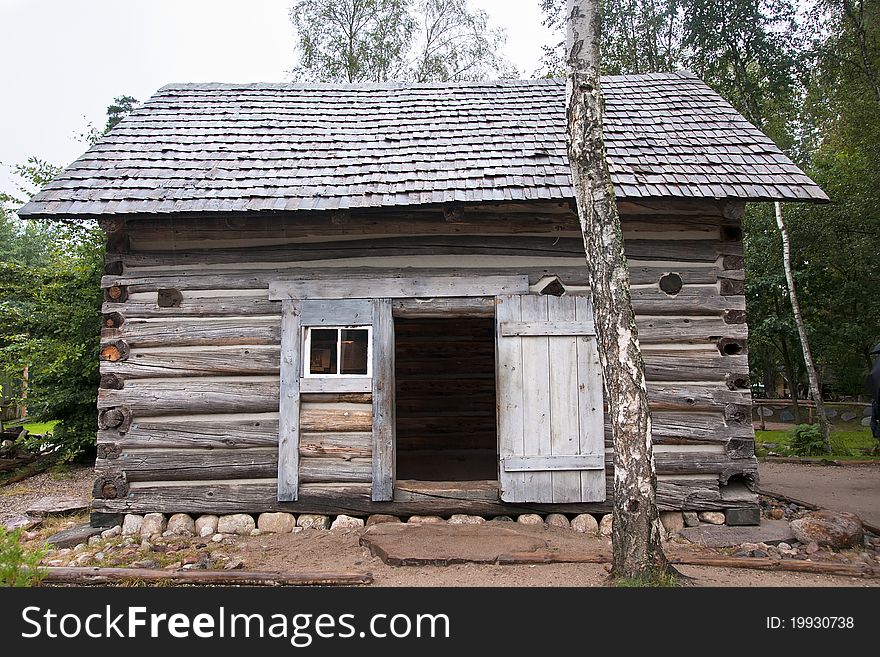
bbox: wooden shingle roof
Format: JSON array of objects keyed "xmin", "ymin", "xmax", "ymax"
[{"xmin": 18, "ymin": 71, "xmax": 827, "ymax": 218}]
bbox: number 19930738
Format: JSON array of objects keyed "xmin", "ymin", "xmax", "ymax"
[{"xmin": 766, "ymin": 616, "xmax": 854, "ymax": 629}]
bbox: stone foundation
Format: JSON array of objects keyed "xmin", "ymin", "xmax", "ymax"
[{"xmin": 92, "ymin": 509, "xmax": 747, "ymax": 539}]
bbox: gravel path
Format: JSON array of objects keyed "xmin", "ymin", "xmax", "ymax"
[
  {"xmin": 759, "ymin": 461, "xmax": 880, "ymax": 528},
  {"xmin": 0, "ymin": 464, "xmax": 93, "ymax": 523}
]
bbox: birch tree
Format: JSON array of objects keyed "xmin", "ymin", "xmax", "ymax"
[
  {"xmin": 289, "ymin": 0, "xmax": 515, "ymax": 83},
  {"xmin": 564, "ymin": 0, "xmax": 670, "ymax": 579},
  {"xmin": 774, "ymin": 202, "xmax": 831, "ymax": 451}
]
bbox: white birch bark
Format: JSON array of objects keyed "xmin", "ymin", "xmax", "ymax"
[
  {"xmin": 774, "ymin": 201, "xmax": 831, "ymax": 451},
  {"xmin": 564, "ymin": 0, "xmax": 669, "ymax": 577}
]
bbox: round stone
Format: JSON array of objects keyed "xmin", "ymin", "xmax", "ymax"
[
  {"xmin": 571, "ymin": 514, "xmax": 599, "ymax": 534},
  {"xmin": 330, "ymin": 515, "xmax": 365, "ymax": 530},
  {"xmin": 257, "ymin": 512, "xmax": 296, "ymax": 534},
  {"xmin": 217, "ymin": 514, "xmax": 256, "ymax": 536},
  {"xmin": 166, "ymin": 513, "xmax": 195, "ymax": 537},
  {"xmin": 545, "ymin": 513, "xmax": 570, "ymax": 529}
]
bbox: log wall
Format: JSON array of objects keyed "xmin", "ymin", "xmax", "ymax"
[{"xmin": 93, "ymin": 199, "xmax": 756, "ymax": 516}]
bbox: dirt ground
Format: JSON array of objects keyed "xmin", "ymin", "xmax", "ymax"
[
  {"xmin": 231, "ymin": 526, "xmax": 875, "ymax": 587},
  {"xmin": 4, "ymin": 463, "xmax": 879, "ymax": 587},
  {"xmin": 759, "ymin": 461, "xmax": 880, "ymax": 527}
]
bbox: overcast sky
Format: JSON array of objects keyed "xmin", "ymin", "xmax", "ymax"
[{"xmin": 0, "ymin": 0, "xmax": 554, "ymax": 201}]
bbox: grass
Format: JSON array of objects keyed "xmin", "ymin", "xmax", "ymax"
[
  {"xmin": 755, "ymin": 428, "xmax": 877, "ymax": 460},
  {"xmin": 612, "ymin": 571, "xmax": 681, "ymax": 587},
  {"xmin": 21, "ymin": 420, "xmax": 58, "ymax": 435}
]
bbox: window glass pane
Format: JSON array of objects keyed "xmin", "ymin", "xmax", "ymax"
[
  {"xmin": 340, "ymin": 329, "xmax": 369, "ymax": 375},
  {"xmin": 309, "ymin": 329, "xmax": 338, "ymax": 374}
]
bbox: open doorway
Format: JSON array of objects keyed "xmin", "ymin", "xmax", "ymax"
[{"xmin": 394, "ymin": 317, "xmax": 497, "ymax": 482}]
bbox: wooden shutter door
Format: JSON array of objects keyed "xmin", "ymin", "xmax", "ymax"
[{"xmin": 496, "ymin": 294, "xmax": 605, "ymax": 503}]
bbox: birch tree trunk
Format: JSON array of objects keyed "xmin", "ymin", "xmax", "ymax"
[
  {"xmin": 774, "ymin": 201, "xmax": 831, "ymax": 451},
  {"xmin": 564, "ymin": 0, "xmax": 669, "ymax": 578}
]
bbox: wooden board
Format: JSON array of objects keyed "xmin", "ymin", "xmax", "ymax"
[
  {"xmin": 277, "ymin": 299, "xmax": 301, "ymax": 501},
  {"xmin": 502, "ymin": 455, "xmax": 604, "ymax": 471},
  {"xmin": 371, "ymin": 299, "xmax": 394, "ymax": 501},
  {"xmin": 301, "ymin": 299, "xmax": 373, "ymax": 326},
  {"xmin": 270, "ymin": 275, "xmax": 530, "ymax": 301},
  {"xmin": 495, "ymin": 294, "xmax": 525, "ymax": 501},
  {"xmin": 299, "ymin": 378, "xmax": 372, "ymax": 394},
  {"xmin": 547, "ymin": 296, "xmax": 581, "ymax": 502},
  {"xmin": 575, "ymin": 296, "xmax": 607, "ymax": 502},
  {"xmin": 500, "ymin": 320, "xmax": 595, "ymax": 337}
]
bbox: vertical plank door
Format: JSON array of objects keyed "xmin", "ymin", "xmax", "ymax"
[{"xmin": 496, "ymin": 294, "xmax": 606, "ymax": 503}]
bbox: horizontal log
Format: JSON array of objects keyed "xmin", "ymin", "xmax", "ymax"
[
  {"xmin": 97, "ymin": 377, "xmax": 282, "ymax": 413},
  {"xmin": 98, "ymin": 413, "xmax": 279, "ymax": 449},
  {"xmin": 98, "ymin": 448, "xmax": 278, "ymax": 482},
  {"xmin": 119, "ymin": 235, "xmax": 727, "ymax": 267},
  {"xmin": 42, "ymin": 567, "xmax": 373, "ymax": 587},
  {"xmin": 128, "ymin": 209, "xmax": 579, "ymax": 245},
  {"xmin": 641, "ymin": 352, "xmax": 749, "ymax": 381},
  {"xmin": 96, "ymin": 443, "xmax": 748, "ymax": 485},
  {"xmin": 98, "ymin": 447, "xmax": 371, "ymax": 484},
  {"xmin": 101, "ymin": 345, "xmax": 280, "ymax": 378},
  {"xmin": 635, "ymin": 315, "xmax": 747, "ymax": 344},
  {"xmin": 646, "ymin": 382, "xmax": 751, "ymax": 412},
  {"xmin": 105, "ymin": 262, "xmax": 726, "ymax": 297},
  {"xmin": 97, "ymin": 375, "xmax": 745, "ymax": 417},
  {"xmin": 101, "ymin": 344, "xmax": 745, "ymax": 383},
  {"xmin": 121, "ymin": 203, "xmax": 726, "ymax": 246},
  {"xmin": 613, "ymin": 452, "xmax": 757, "ymax": 481},
  {"xmin": 92, "ymin": 476, "xmax": 739, "ymax": 515},
  {"xmin": 627, "ymin": 411, "xmax": 755, "ymax": 444},
  {"xmin": 106, "ymin": 285, "xmax": 743, "ymax": 319},
  {"xmin": 628, "ymin": 286, "xmax": 745, "ymax": 315},
  {"xmin": 102, "ymin": 316, "xmax": 282, "ymax": 347}
]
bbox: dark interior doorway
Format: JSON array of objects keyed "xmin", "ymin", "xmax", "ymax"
[{"xmin": 394, "ymin": 317, "xmax": 497, "ymax": 481}]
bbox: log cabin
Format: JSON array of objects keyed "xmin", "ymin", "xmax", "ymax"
[{"xmin": 18, "ymin": 72, "xmax": 827, "ymax": 524}]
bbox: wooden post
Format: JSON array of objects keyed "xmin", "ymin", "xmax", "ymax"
[
  {"xmin": 277, "ymin": 299, "xmax": 302, "ymax": 502},
  {"xmin": 371, "ymin": 298, "xmax": 395, "ymax": 501}
]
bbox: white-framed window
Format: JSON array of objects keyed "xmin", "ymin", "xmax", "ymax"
[{"xmin": 302, "ymin": 326, "xmax": 372, "ymax": 377}]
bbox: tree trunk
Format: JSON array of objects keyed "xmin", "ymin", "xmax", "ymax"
[
  {"xmin": 774, "ymin": 202, "xmax": 831, "ymax": 450},
  {"xmin": 564, "ymin": 0, "xmax": 669, "ymax": 578}
]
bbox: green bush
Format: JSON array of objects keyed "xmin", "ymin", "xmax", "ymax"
[
  {"xmin": 788, "ymin": 424, "xmax": 828, "ymax": 456},
  {"xmin": 0, "ymin": 527, "xmax": 47, "ymax": 587}
]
